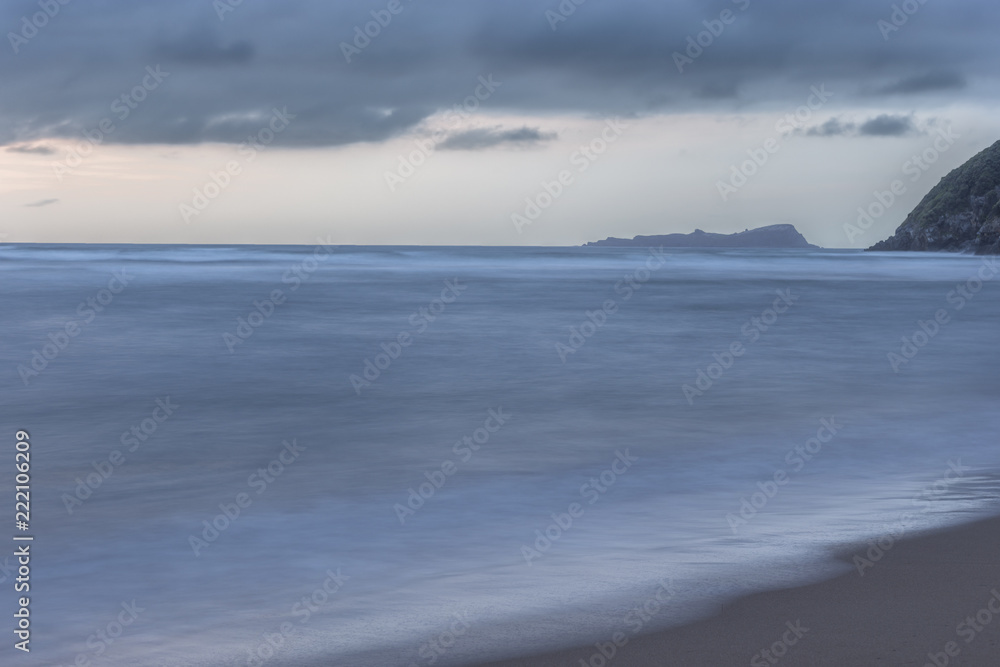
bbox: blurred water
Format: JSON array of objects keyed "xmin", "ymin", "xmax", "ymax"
[{"xmin": 1, "ymin": 245, "xmax": 999, "ymax": 666}]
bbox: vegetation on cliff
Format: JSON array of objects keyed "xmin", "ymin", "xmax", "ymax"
[{"xmin": 870, "ymin": 140, "xmax": 1000, "ymax": 253}]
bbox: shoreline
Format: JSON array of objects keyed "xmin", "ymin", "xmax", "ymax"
[{"xmin": 473, "ymin": 513, "xmax": 1000, "ymax": 666}]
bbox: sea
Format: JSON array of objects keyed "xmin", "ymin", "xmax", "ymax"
[{"xmin": 2, "ymin": 244, "xmax": 1000, "ymax": 666}]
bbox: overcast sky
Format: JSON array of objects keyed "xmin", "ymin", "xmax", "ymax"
[{"xmin": 2, "ymin": 0, "xmax": 999, "ymax": 246}]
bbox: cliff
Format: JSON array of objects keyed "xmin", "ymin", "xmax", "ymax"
[{"xmin": 868, "ymin": 140, "xmax": 1000, "ymax": 254}]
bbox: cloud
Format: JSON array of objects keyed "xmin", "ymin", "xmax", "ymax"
[
  {"xmin": 877, "ymin": 71, "xmax": 967, "ymax": 95},
  {"xmin": 858, "ymin": 114, "xmax": 917, "ymax": 136},
  {"xmin": 6, "ymin": 144, "xmax": 55, "ymax": 155},
  {"xmin": 805, "ymin": 118, "xmax": 857, "ymax": 137},
  {"xmin": 0, "ymin": 0, "xmax": 997, "ymax": 148},
  {"xmin": 800, "ymin": 114, "xmax": 920, "ymax": 137},
  {"xmin": 697, "ymin": 81, "xmax": 740, "ymax": 100},
  {"xmin": 153, "ymin": 29, "xmax": 255, "ymax": 66},
  {"xmin": 25, "ymin": 198, "xmax": 59, "ymax": 208},
  {"xmin": 438, "ymin": 126, "xmax": 557, "ymax": 150}
]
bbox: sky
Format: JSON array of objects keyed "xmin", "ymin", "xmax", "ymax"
[{"xmin": 1, "ymin": 0, "xmax": 999, "ymax": 247}]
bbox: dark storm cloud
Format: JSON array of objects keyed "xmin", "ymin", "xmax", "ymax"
[
  {"xmin": 438, "ymin": 126, "xmax": 557, "ymax": 150},
  {"xmin": 877, "ymin": 71, "xmax": 967, "ymax": 95},
  {"xmin": 799, "ymin": 114, "xmax": 919, "ymax": 137},
  {"xmin": 697, "ymin": 81, "xmax": 741, "ymax": 100},
  {"xmin": 0, "ymin": 0, "xmax": 996, "ymax": 148},
  {"xmin": 805, "ymin": 118, "xmax": 857, "ymax": 137},
  {"xmin": 858, "ymin": 114, "xmax": 917, "ymax": 136},
  {"xmin": 153, "ymin": 30, "xmax": 255, "ymax": 66}
]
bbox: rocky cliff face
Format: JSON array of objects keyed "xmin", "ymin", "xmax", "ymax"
[
  {"xmin": 869, "ymin": 140, "xmax": 1000, "ymax": 254},
  {"xmin": 586, "ymin": 224, "xmax": 817, "ymax": 248}
]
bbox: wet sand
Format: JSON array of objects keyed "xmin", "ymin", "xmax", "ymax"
[{"xmin": 474, "ymin": 514, "xmax": 1000, "ymax": 666}]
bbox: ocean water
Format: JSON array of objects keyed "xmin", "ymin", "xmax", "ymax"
[{"xmin": 2, "ymin": 245, "xmax": 1000, "ymax": 666}]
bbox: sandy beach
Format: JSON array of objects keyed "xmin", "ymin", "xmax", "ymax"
[{"xmin": 475, "ymin": 514, "xmax": 1000, "ymax": 667}]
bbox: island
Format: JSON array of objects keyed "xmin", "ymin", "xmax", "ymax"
[
  {"xmin": 584, "ymin": 224, "xmax": 818, "ymax": 249},
  {"xmin": 869, "ymin": 140, "xmax": 1000, "ymax": 254}
]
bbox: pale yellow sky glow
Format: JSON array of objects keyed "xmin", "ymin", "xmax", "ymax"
[{"xmin": 4, "ymin": 106, "xmax": 999, "ymax": 247}]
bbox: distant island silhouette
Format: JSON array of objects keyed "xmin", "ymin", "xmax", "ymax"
[{"xmin": 584, "ymin": 224, "xmax": 818, "ymax": 248}]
